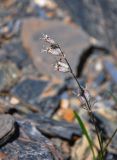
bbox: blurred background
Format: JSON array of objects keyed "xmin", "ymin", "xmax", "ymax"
[{"xmin": 0, "ymin": 0, "xmax": 117, "ymax": 160}]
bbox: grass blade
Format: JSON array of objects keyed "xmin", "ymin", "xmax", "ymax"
[{"xmin": 74, "ymin": 111, "xmax": 96, "ymax": 160}]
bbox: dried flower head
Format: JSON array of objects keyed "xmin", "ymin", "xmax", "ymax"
[
  {"xmin": 73, "ymin": 87, "xmax": 95, "ymax": 110},
  {"xmin": 54, "ymin": 61, "xmax": 70, "ymax": 73},
  {"xmin": 48, "ymin": 47, "xmax": 61, "ymax": 56},
  {"xmin": 42, "ymin": 46, "xmax": 62, "ymax": 56},
  {"xmin": 41, "ymin": 34, "xmax": 55, "ymax": 44}
]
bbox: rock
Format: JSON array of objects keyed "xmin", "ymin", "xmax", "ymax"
[
  {"xmin": 81, "ymin": 51, "xmax": 105, "ymax": 84},
  {"xmin": 55, "ymin": 0, "xmax": 117, "ymax": 50},
  {"xmin": 0, "ymin": 61, "xmax": 20, "ymax": 91},
  {"xmin": 0, "ymin": 95, "xmax": 37, "ymax": 115},
  {"xmin": 2, "ymin": 41, "xmax": 32, "ymax": 69},
  {"xmin": 56, "ymin": 107, "xmax": 75, "ymax": 122},
  {"xmin": 21, "ymin": 17, "xmax": 90, "ymax": 77},
  {"xmin": 40, "ymin": 76, "xmax": 65, "ymax": 99},
  {"xmin": 12, "ymin": 78, "xmax": 49, "ymax": 104},
  {"xmin": 0, "ymin": 20, "xmax": 21, "ymax": 41},
  {"xmin": 11, "ymin": 76, "xmax": 66, "ymax": 116},
  {"xmin": 0, "ymin": 118, "xmax": 63, "ymax": 160},
  {"xmin": 26, "ymin": 114, "xmax": 82, "ymax": 141},
  {"xmin": 54, "ymin": 91, "xmax": 80, "ymax": 122},
  {"xmin": 71, "ymin": 135, "xmax": 98, "ymax": 160},
  {"xmin": 35, "ymin": 96, "xmax": 60, "ymax": 117},
  {"xmin": 103, "ymin": 60, "xmax": 117, "ymax": 84},
  {"xmin": 94, "ymin": 112, "xmax": 117, "ymax": 154},
  {"xmin": 34, "ymin": 77, "xmax": 65, "ymax": 117},
  {"xmin": 0, "ymin": 114, "xmax": 15, "ymax": 146},
  {"xmin": 93, "ymin": 72, "xmax": 105, "ymax": 87},
  {"xmin": 51, "ymin": 138, "xmax": 71, "ymax": 160},
  {"xmin": 0, "ymin": 0, "xmax": 37, "ymax": 24}
]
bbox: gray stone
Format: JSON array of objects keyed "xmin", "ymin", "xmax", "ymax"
[
  {"xmin": 0, "ymin": 61, "xmax": 20, "ymax": 91},
  {"xmin": 103, "ymin": 60, "xmax": 117, "ymax": 84},
  {"xmin": 55, "ymin": 0, "xmax": 117, "ymax": 50},
  {"xmin": 21, "ymin": 17, "xmax": 90, "ymax": 77},
  {"xmin": 12, "ymin": 78, "xmax": 49, "ymax": 104},
  {"xmin": 0, "ymin": 119, "xmax": 63, "ymax": 160},
  {"xmin": 94, "ymin": 112, "xmax": 117, "ymax": 154},
  {"xmin": 26, "ymin": 114, "xmax": 82, "ymax": 141},
  {"xmin": 35, "ymin": 96, "xmax": 60, "ymax": 117}
]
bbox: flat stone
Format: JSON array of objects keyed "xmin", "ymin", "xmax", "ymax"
[
  {"xmin": 34, "ymin": 77, "xmax": 65, "ymax": 117},
  {"xmin": 55, "ymin": 0, "xmax": 117, "ymax": 50},
  {"xmin": 21, "ymin": 17, "xmax": 90, "ymax": 77},
  {"xmin": 0, "ymin": 119, "xmax": 63, "ymax": 160},
  {"xmin": 35, "ymin": 96, "xmax": 60, "ymax": 117},
  {"xmin": 12, "ymin": 78, "xmax": 49, "ymax": 104},
  {"xmin": 3, "ymin": 41, "xmax": 31, "ymax": 69},
  {"xmin": 26, "ymin": 114, "xmax": 82, "ymax": 141}
]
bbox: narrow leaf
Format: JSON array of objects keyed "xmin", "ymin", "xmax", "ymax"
[{"xmin": 74, "ymin": 111, "xmax": 96, "ymax": 160}]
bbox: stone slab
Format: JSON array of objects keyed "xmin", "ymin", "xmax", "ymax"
[{"xmin": 21, "ymin": 17, "xmax": 90, "ymax": 78}]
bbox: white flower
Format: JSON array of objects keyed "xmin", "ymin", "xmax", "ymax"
[
  {"xmin": 58, "ymin": 61, "xmax": 69, "ymax": 68},
  {"xmin": 41, "ymin": 46, "xmax": 61, "ymax": 56},
  {"xmin": 48, "ymin": 47, "xmax": 61, "ymax": 56},
  {"xmin": 41, "ymin": 34, "xmax": 55, "ymax": 44},
  {"xmin": 54, "ymin": 61, "xmax": 69, "ymax": 73}
]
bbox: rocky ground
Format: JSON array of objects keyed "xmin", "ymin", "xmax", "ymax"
[{"xmin": 0, "ymin": 0, "xmax": 117, "ymax": 160}]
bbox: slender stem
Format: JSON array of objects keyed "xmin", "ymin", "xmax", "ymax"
[
  {"xmin": 68, "ymin": 65, "xmax": 103, "ymax": 159},
  {"xmin": 65, "ymin": 57, "xmax": 83, "ymax": 91},
  {"xmin": 57, "ymin": 44, "xmax": 104, "ymax": 159},
  {"xmin": 104, "ymin": 128, "xmax": 117, "ymax": 153},
  {"xmin": 58, "ymin": 45, "xmax": 83, "ymax": 92},
  {"xmin": 84, "ymin": 97, "xmax": 104, "ymax": 160}
]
